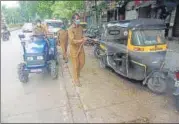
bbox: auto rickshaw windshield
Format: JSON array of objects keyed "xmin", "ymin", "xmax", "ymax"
[{"xmin": 132, "ymin": 29, "xmax": 166, "ymax": 46}]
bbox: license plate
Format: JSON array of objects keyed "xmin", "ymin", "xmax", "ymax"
[
  {"xmin": 30, "ymin": 69, "xmax": 42, "ymax": 73},
  {"xmin": 175, "ymin": 81, "xmax": 179, "ymax": 87}
]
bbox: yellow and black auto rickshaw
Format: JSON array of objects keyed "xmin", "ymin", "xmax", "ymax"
[{"xmin": 98, "ymin": 18, "xmax": 168, "ymax": 94}]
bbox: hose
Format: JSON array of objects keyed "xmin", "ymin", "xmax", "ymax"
[{"xmin": 74, "ymin": 41, "xmax": 85, "ymax": 58}]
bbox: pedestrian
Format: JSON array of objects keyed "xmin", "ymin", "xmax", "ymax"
[
  {"xmin": 58, "ymin": 23, "xmax": 68, "ymax": 63},
  {"xmin": 68, "ymin": 13, "xmax": 87, "ymax": 87}
]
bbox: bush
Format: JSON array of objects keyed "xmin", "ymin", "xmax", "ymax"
[{"xmin": 8, "ymin": 24, "xmax": 23, "ymax": 28}]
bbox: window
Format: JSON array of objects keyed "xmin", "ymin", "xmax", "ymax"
[{"xmin": 131, "ymin": 30, "xmax": 166, "ymax": 46}]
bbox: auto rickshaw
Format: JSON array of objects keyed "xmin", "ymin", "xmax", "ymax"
[{"xmin": 98, "ymin": 18, "xmax": 168, "ymax": 94}]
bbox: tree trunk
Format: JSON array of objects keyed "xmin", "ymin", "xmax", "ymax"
[{"xmin": 95, "ymin": 0, "xmax": 98, "ymax": 25}]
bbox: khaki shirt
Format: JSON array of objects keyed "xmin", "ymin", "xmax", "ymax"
[
  {"xmin": 68, "ymin": 25, "xmax": 83, "ymax": 52},
  {"xmin": 33, "ymin": 25, "xmax": 47, "ymax": 35}
]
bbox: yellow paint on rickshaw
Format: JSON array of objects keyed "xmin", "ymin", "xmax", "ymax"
[{"xmin": 127, "ymin": 30, "xmax": 167, "ymax": 52}]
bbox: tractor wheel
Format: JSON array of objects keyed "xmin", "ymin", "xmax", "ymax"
[
  {"xmin": 56, "ymin": 51, "xmax": 60, "ymax": 65},
  {"xmin": 50, "ymin": 60, "xmax": 58, "ymax": 79},
  {"xmin": 147, "ymin": 72, "xmax": 167, "ymax": 94},
  {"xmin": 17, "ymin": 63, "xmax": 29, "ymax": 83}
]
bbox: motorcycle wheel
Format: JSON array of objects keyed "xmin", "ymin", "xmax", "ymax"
[
  {"xmin": 147, "ymin": 74, "xmax": 167, "ymax": 94},
  {"xmin": 2, "ymin": 35, "xmax": 6, "ymax": 41},
  {"xmin": 7, "ymin": 35, "xmax": 9, "ymax": 41}
]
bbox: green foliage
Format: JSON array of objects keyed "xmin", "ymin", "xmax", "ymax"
[
  {"xmin": 96, "ymin": 2, "xmax": 108, "ymax": 15},
  {"xmin": 37, "ymin": 1, "xmax": 55, "ymax": 19},
  {"xmin": 51, "ymin": 1, "xmax": 84, "ymax": 20},
  {"xmin": 8, "ymin": 24, "xmax": 23, "ymax": 28},
  {"xmin": 19, "ymin": 1, "xmax": 39, "ymax": 22},
  {"xmin": 1, "ymin": 1, "xmax": 84, "ymax": 24},
  {"xmin": 1, "ymin": 5, "xmax": 23, "ymax": 24}
]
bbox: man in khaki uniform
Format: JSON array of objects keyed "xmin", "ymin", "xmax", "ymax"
[
  {"xmin": 68, "ymin": 13, "xmax": 87, "ymax": 86},
  {"xmin": 58, "ymin": 24, "xmax": 68, "ymax": 63},
  {"xmin": 33, "ymin": 19, "xmax": 48, "ymax": 36}
]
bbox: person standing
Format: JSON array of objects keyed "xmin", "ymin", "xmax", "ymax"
[
  {"xmin": 68, "ymin": 13, "xmax": 87, "ymax": 87},
  {"xmin": 58, "ymin": 24, "xmax": 68, "ymax": 63}
]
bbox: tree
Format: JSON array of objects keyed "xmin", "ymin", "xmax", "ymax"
[
  {"xmin": 1, "ymin": 5, "xmax": 23, "ymax": 24},
  {"xmin": 1, "ymin": 1, "xmax": 85, "ymax": 25},
  {"xmin": 51, "ymin": 1, "xmax": 84, "ymax": 20},
  {"xmin": 19, "ymin": 1, "xmax": 39, "ymax": 22},
  {"xmin": 36, "ymin": 1, "xmax": 55, "ymax": 19}
]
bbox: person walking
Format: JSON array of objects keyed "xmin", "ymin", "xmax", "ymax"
[
  {"xmin": 68, "ymin": 13, "xmax": 87, "ymax": 87},
  {"xmin": 58, "ymin": 24, "xmax": 68, "ymax": 63}
]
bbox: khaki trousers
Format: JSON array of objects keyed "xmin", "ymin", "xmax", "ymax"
[{"xmin": 70, "ymin": 49, "xmax": 85, "ymax": 81}]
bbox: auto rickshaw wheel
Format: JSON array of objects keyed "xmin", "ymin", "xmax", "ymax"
[
  {"xmin": 17, "ymin": 63, "xmax": 29, "ymax": 83},
  {"xmin": 99, "ymin": 56, "xmax": 107, "ymax": 69},
  {"xmin": 147, "ymin": 74, "xmax": 167, "ymax": 94},
  {"xmin": 94, "ymin": 45, "xmax": 100, "ymax": 59},
  {"xmin": 175, "ymin": 95, "xmax": 179, "ymax": 112}
]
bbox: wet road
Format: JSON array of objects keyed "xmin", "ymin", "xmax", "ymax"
[
  {"xmin": 1, "ymin": 30, "xmax": 73, "ymax": 123},
  {"xmin": 1, "ymin": 30, "xmax": 179, "ymax": 123}
]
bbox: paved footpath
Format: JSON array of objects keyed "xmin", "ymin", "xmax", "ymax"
[{"xmin": 66, "ymin": 46, "xmax": 179, "ymax": 123}]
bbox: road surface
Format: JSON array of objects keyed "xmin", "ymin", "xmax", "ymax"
[
  {"xmin": 1, "ymin": 30, "xmax": 72, "ymax": 123},
  {"xmin": 1, "ymin": 30, "xmax": 179, "ymax": 123}
]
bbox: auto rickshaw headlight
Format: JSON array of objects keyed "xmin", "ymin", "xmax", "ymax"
[
  {"xmin": 37, "ymin": 56, "xmax": 43, "ymax": 60},
  {"xmin": 27, "ymin": 57, "xmax": 33, "ymax": 61}
]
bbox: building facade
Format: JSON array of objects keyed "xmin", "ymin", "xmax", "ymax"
[
  {"xmin": 124, "ymin": 0, "xmax": 179, "ymax": 38},
  {"xmin": 83, "ymin": 0, "xmax": 179, "ymax": 39}
]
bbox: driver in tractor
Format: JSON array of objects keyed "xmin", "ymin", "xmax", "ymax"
[
  {"xmin": 32, "ymin": 19, "xmax": 50, "ymax": 46},
  {"xmin": 33, "ymin": 19, "xmax": 48, "ymax": 36}
]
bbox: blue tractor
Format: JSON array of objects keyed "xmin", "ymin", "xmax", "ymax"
[{"xmin": 18, "ymin": 34, "xmax": 60, "ymax": 83}]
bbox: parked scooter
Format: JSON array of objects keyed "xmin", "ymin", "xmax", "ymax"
[
  {"xmin": 85, "ymin": 27, "xmax": 100, "ymax": 46},
  {"xmin": 93, "ymin": 38, "xmax": 100, "ymax": 59}
]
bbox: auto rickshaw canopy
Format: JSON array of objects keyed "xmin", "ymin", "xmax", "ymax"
[{"xmin": 106, "ymin": 18, "xmax": 166, "ymax": 30}]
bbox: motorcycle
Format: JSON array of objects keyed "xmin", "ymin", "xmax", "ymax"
[
  {"xmin": 85, "ymin": 27, "xmax": 100, "ymax": 46},
  {"xmin": 2, "ymin": 29, "xmax": 10, "ymax": 41},
  {"xmin": 93, "ymin": 39, "xmax": 100, "ymax": 59}
]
